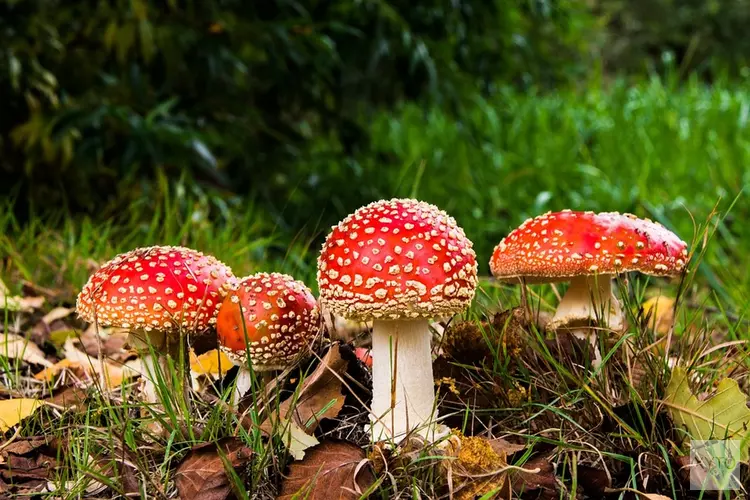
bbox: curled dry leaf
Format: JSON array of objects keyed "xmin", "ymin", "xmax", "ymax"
[
  {"xmin": 174, "ymin": 437, "xmax": 254, "ymax": 500},
  {"xmin": 509, "ymin": 455, "xmax": 559, "ymax": 498},
  {"xmin": 279, "ymin": 440, "xmax": 374, "ymax": 500},
  {"xmin": 261, "ymin": 344, "xmax": 347, "ymax": 436},
  {"xmin": 0, "ymin": 333, "xmax": 52, "ymax": 367},
  {"xmin": 35, "ymin": 339, "xmax": 141, "ymax": 389},
  {"xmin": 0, "ymin": 435, "xmax": 60, "ymax": 495}
]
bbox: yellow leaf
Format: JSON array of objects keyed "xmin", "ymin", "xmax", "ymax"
[
  {"xmin": 642, "ymin": 295, "xmax": 676, "ymax": 335},
  {"xmin": 190, "ymin": 349, "xmax": 233, "ymax": 376},
  {"xmin": 0, "ymin": 399, "xmax": 41, "ymax": 432},
  {"xmin": 61, "ymin": 339, "xmax": 133, "ymax": 389},
  {"xmin": 34, "ymin": 358, "xmax": 80, "ymax": 381},
  {"xmin": 664, "ymin": 367, "xmax": 750, "ymax": 462},
  {"xmin": 0, "ymin": 333, "xmax": 53, "ymax": 367}
]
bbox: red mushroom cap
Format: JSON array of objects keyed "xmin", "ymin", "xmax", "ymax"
[
  {"xmin": 490, "ymin": 210, "xmax": 689, "ymax": 282},
  {"xmin": 76, "ymin": 246, "xmax": 236, "ymax": 334},
  {"xmin": 216, "ymin": 272, "xmax": 320, "ymax": 371},
  {"xmin": 317, "ymin": 198, "xmax": 478, "ymax": 321}
]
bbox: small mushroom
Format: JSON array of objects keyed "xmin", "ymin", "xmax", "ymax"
[
  {"xmin": 317, "ymin": 198, "xmax": 478, "ymax": 442},
  {"xmin": 216, "ymin": 272, "xmax": 320, "ymax": 401},
  {"xmin": 76, "ymin": 245, "xmax": 236, "ymax": 408},
  {"xmin": 490, "ymin": 210, "xmax": 688, "ymax": 364}
]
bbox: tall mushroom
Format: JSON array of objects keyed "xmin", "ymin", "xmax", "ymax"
[
  {"xmin": 490, "ymin": 210, "xmax": 688, "ymax": 362},
  {"xmin": 317, "ymin": 198, "xmax": 478, "ymax": 442},
  {"xmin": 216, "ymin": 272, "xmax": 320, "ymax": 401},
  {"xmin": 76, "ymin": 246, "xmax": 236, "ymax": 408}
]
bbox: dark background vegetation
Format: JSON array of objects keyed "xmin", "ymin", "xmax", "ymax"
[{"xmin": 2, "ymin": 0, "xmax": 750, "ymax": 277}]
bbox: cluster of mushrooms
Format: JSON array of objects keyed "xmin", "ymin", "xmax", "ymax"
[{"xmin": 76, "ymin": 199, "xmax": 688, "ymax": 445}]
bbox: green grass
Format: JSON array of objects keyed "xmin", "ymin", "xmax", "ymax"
[{"xmin": 2, "ymin": 75, "xmax": 750, "ymax": 498}]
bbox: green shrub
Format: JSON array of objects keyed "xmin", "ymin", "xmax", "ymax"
[
  {"xmin": 0, "ymin": 0, "xmax": 597, "ymax": 217},
  {"xmin": 596, "ymin": 0, "xmax": 750, "ymax": 77}
]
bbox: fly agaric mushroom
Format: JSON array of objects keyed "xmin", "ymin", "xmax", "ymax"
[
  {"xmin": 216, "ymin": 272, "xmax": 320, "ymax": 401},
  {"xmin": 490, "ymin": 210, "xmax": 688, "ymax": 362},
  {"xmin": 318, "ymin": 198, "xmax": 478, "ymax": 442},
  {"xmin": 76, "ymin": 246, "xmax": 236, "ymax": 406}
]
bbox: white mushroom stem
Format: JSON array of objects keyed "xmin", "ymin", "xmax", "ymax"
[
  {"xmin": 547, "ymin": 275, "xmax": 625, "ymax": 366},
  {"xmin": 232, "ymin": 367, "xmax": 254, "ymax": 404},
  {"xmin": 129, "ymin": 330, "xmax": 191, "ymax": 413},
  {"xmin": 370, "ymin": 319, "xmax": 441, "ymax": 443}
]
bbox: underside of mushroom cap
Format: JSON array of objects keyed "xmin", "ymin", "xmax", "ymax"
[{"xmin": 217, "ymin": 272, "xmax": 320, "ymax": 371}]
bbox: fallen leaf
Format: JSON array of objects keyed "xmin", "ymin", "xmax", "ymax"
[
  {"xmin": 34, "ymin": 359, "xmax": 82, "ymax": 382},
  {"xmin": 0, "ymin": 293, "xmax": 44, "ymax": 313},
  {"xmin": 510, "ymin": 455, "xmax": 559, "ymax": 497},
  {"xmin": 0, "ymin": 436, "xmax": 61, "ymax": 495},
  {"xmin": 286, "ymin": 421, "xmax": 321, "ymax": 460},
  {"xmin": 46, "ymin": 329, "xmax": 78, "ymax": 347},
  {"xmin": 642, "ymin": 295, "xmax": 676, "ymax": 335},
  {"xmin": 54, "ymin": 338, "xmax": 135, "ymax": 389},
  {"xmin": 261, "ymin": 344, "xmax": 347, "ymax": 435},
  {"xmin": 45, "ymin": 386, "xmax": 89, "ymax": 408},
  {"xmin": 174, "ymin": 437, "xmax": 253, "ymax": 500},
  {"xmin": 641, "ymin": 495, "xmax": 672, "ymax": 500},
  {"xmin": 576, "ymin": 464, "xmax": 610, "ymax": 496},
  {"xmin": 0, "ymin": 399, "xmax": 42, "ymax": 432},
  {"xmin": 0, "ymin": 333, "xmax": 52, "ymax": 367},
  {"xmin": 488, "ymin": 438, "xmax": 527, "ymax": 457},
  {"xmin": 41, "ymin": 307, "xmax": 73, "ymax": 325},
  {"xmin": 279, "ymin": 440, "xmax": 374, "ymax": 500},
  {"xmin": 0, "ymin": 437, "xmax": 49, "ymax": 460},
  {"xmin": 190, "ymin": 349, "xmax": 233, "ymax": 376},
  {"xmin": 663, "ymin": 366, "xmax": 750, "ymax": 462}
]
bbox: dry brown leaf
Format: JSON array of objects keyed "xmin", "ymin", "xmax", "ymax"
[
  {"xmin": 54, "ymin": 338, "xmax": 137, "ymax": 389},
  {"xmin": 45, "ymin": 386, "xmax": 89, "ymax": 408},
  {"xmin": 261, "ymin": 344, "xmax": 347, "ymax": 435},
  {"xmin": 174, "ymin": 437, "xmax": 253, "ymax": 500},
  {"xmin": 0, "ymin": 436, "xmax": 61, "ymax": 495},
  {"xmin": 0, "ymin": 333, "xmax": 52, "ymax": 367},
  {"xmin": 488, "ymin": 438, "xmax": 527, "ymax": 457},
  {"xmin": 510, "ymin": 455, "xmax": 559, "ymax": 497},
  {"xmin": 279, "ymin": 440, "xmax": 374, "ymax": 500}
]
